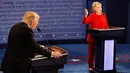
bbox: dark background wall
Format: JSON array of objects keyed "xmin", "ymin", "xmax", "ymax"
[
  {"xmin": 128, "ymin": 0, "xmax": 130, "ymax": 43},
  {"xmin": 105, "ymin": 0, "xmax": 129, "ymax": 44}
]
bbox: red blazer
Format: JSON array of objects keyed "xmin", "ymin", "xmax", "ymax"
[{"xmin": 82, "ymin": 13, "xmax": 109, "ymax": 42}]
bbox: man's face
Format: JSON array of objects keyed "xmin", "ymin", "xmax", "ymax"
[{"xmin": 31, "ymin": 16, "xmax": 39, "ymax": 30}]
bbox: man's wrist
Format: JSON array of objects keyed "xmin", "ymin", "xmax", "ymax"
[{"xmin": 51, "ymin": 51, "xmax": 54, "ymax": 56}]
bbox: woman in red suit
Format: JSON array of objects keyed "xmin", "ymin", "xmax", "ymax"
[{"xmin": 82, "ymin": 1, "xmax": 109, "ymax": 72}]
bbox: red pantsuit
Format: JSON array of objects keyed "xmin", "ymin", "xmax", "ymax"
[{"xmin": 82, "ymin": 13, "xmax": 109, "ymax": 68}]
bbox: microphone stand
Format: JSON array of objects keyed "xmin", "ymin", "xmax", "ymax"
[{"xmin": 37, "ymin": 27, "xmax": 54, "ymax": 51}]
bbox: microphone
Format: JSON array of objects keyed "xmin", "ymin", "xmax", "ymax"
[
  {"xmin": 37, "ymin": 27, "xmax": 50, "ymax": 46},
  {"xmin": 37, "ymin": 27, "xmax": 42, "ymax": 33}
]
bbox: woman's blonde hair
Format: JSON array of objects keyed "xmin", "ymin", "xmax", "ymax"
[{"xmin": 92, "ymin": 1, "xmax": 102, "ymax": 12}]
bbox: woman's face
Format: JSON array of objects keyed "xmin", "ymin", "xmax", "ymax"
[{"xmin": 94, "ymin": 4, "xmax": 102, "ymax": 13}]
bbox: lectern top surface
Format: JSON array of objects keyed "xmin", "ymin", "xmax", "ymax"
[{"xmin": 93, "ymin": 27, "xmax": 125, "ymax": 31}]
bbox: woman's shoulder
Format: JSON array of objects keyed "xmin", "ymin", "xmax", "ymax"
[
  {"xmin": 88, "ymin": 13, "xmax": 95, "ymax": 17},
  {"xmin": 89, "ymin": 12, "xmax": 106, "ymax": 17},
  {"xmin": 102, "ymin": 12, "xmax": 106, "ymax": 15},
  {"xmin": 101, "ymin": 12, "xmax": 107, "ymax": 16},
  {"xmin": 89, "ymin": 13, "xmax": 95, "ymax": 15}
]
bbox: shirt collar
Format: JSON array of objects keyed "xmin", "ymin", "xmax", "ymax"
[{"xmin": 27, "ymin": 24, "xmax": 30, "ymax": 28}]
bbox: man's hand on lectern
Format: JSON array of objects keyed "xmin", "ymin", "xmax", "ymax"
[{"xmin": 51, "ymin": 51, "xmax": 62, "ymax": 59}]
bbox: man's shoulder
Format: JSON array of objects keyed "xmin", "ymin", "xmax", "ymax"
[
  {"xmin": 12, "ymin": 22, "xmax": 26, "ymax": 28},
  {"xmin": 10, "ymin": 22, "xmax": 32, "ymax": 33},
  {"xmin": 17, "ymin": 22, "xmax": 31, "ymax": 30}
]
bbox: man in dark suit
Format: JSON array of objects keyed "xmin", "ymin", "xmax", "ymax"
[{"xmin": 1, "ymin": 11, "xmax": 62, "ymax": 73}]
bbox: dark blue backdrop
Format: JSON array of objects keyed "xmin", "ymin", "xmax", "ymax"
[
  {"xmin": 0, "ymin": 0, "xmax": 130, "ymax": 45},
  {"xmin": 0, "ymin": 0, "xmax": 87, "ymax": 44}
]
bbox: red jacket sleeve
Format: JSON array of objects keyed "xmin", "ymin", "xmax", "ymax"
[
  {"xmin": 82, "ymin": 14, "xmax": 92, "ymax": 24},
  {"xmin": 104, "ymin": 14, "xmax": 109, "ymax": 29}
]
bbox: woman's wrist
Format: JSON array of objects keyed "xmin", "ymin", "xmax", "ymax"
[{"xmin": 85, "ymin": 14, "xmax": 88, "ymax": 17}]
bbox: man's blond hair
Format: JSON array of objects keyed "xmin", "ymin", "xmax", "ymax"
[{"xmin": 22, "ymin": 11, "xmax": 40, "ymax": 24}]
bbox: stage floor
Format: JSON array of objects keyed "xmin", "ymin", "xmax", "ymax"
[{"xmin": 0, "ymin": 44, "xmax": 130, "ymax": 73}]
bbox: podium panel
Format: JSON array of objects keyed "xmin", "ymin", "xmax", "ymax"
[
  {"xmin": 104, "ymin": 40, "xmax": 114, "ymax": 70},
  {"xmin": 88, "ymin": 27, "xmax": 125, "ymax": 73}
]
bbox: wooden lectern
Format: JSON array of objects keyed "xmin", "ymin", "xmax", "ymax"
[
  {"xmin": 31, "ymin": 46, "xmax": 68, "ymax": 73},
  {"xmin": 88, "ymin": 27, "xmax": 125, "ymax": 73}
]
